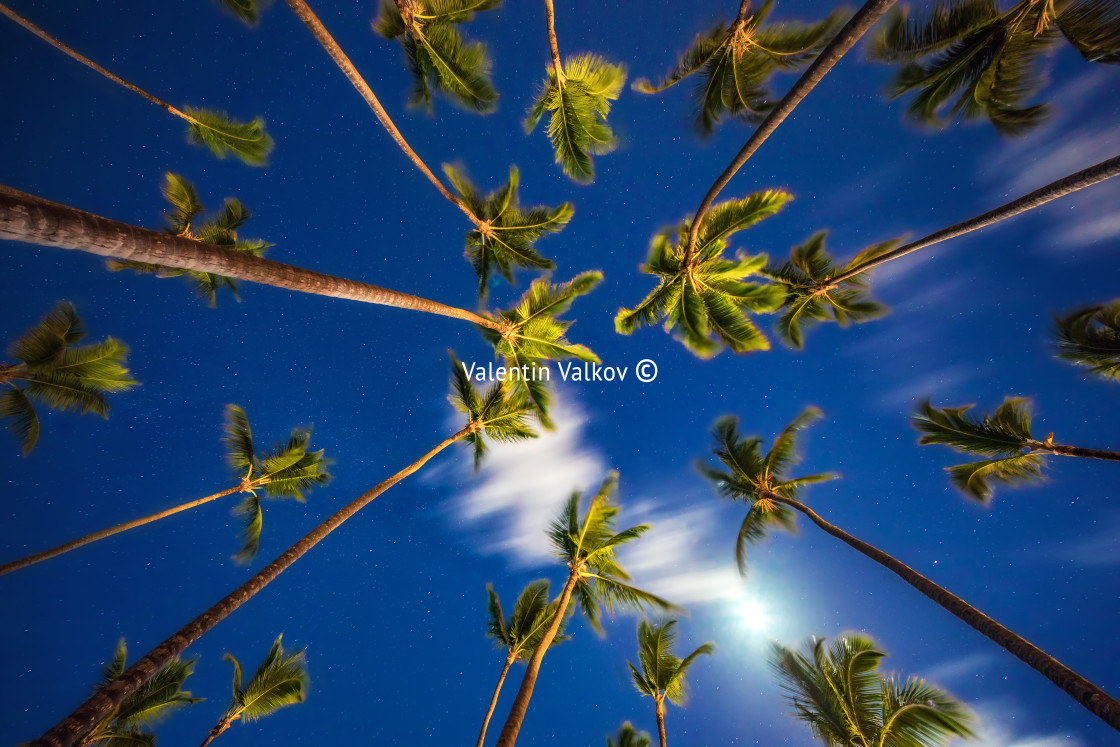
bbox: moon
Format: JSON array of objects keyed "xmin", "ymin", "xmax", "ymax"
[{"xmin": 738, "ymin": 600, "xmax": 770, "ymax": 632}]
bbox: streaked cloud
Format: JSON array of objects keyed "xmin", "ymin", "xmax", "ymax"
[{"xmin": 970, "ymin": 699, "xmax": 1086, "ymax": 747}]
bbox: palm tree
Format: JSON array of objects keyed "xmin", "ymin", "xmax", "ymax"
[
  {"xmin": 442, "ymin": 164, "xmax": 573, "ymax": 300},
  {"xmin": 912, "ymin": 397, "xmax": 1120, "ymax": 502},
  {"xmin": 607, "ymin": 722, "xmax": 652, "ymax": 747},
  {"xmin": 476, "ymin": 580, "xmax": 569, "ymax": 747},
  {"xmin": 524, "ymin": 0, "xmax": 626, "ymax": 184},
  {"xmin": 373, "ymin": 0, "xmax": 499, "ymax": 113},
  {"xmin": 868, "ymin": 0, "xmax": 1120, "ymax": 135},
  {"xmin": 0, "ymin": 404, "xmax": 330, "ymax": 576},
  {"xmin": 33, "ymin": 354, "xmax": 536, "ymax": 747},
  {"xmin": 615, "ymin": 190, "xmax": 790, "ymax": 358},
  {"xmin": 81, "ymin": 639, "xmax": 200, "ymax": 746},
  {"xmin": 632, "ymin": 0, "xmax": 848, "ymax": 136},
  {"xmin": 698, "ymin": 408, "xmax": 1120, "ymax": 730},
  {"xmin": 0, "ymin": 302, "xmax": 138, "ymax": 456},
  {"xmin": 769, "ymin": 633, "xmax": 975, "ymax": 746},
  {"xmin": 0, "ymin": 3, "xmax": 272, "ymax": 165},
  {"xmin": 1054, "ymin": 299, "xmax": 1120, "ymax": 383},
  {"xmin": 200, "ymin": 635, "xmax": 309, "ymax": 746},
  {"xmin": 628, "ymin": 619, "xmax": 714, "ymax": 747},
  {"xmin": 108, "ymin": 174, "xmax": 272, "ymax": 307},
  {"xmin": 494, "ymin": 472, "xmax": 677, "ymax": 747}
]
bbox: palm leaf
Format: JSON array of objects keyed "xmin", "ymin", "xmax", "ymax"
[
  {"xmin": 1054, "ymin": 300, "xmax": 1120, "ymax": 382},
  {"xmin": 9, "ymin": 301, "xmax": 84, "ymax": 366},
  {"xmin": 912, "ymin": 398, "xmax": 1034, "ymax": 457},
  {"xmin": 223, "ymin": 404, "xmax": 257, "ymax": 475},
  {"xmin": 183, "ymin": 107, "xmax": 273, "ymax": 165},
  {"xmin": 607, "ymin": 722, "xmax": 652, "ymax": 747},
  {"xmin": 233, "ymin": 635, "xmax": 309, "ymax": 721},
  {"xmin": 1, "ymin": 386, "xmax": 40, "ymax": 455},
  {"xmin": 1056, "ymin": 0, "xmax": 1120, "ymax": 63},
  {"xmin": 231, "ymin": 494, "xmax": 264, "ymax": 564},
  {"xmin": 160, "ymin": 173, "xmax": 204, "ymax": 235},
  {"xmin": 946, "ymin": 453, "xmax": 1046, "ymax": 503},
  {"xmin": 213, "ymin": 0, "xmax": 262, "ymax": 26}
]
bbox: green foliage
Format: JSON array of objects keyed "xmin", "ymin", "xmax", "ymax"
[
  {"xmin": 633, "ymin": 1, "xmax": 849, "ymax": 135},
  {"xmin": 525, "ymin": 54, "xmax": 626, "ymax": 184},
  {"xmin": 762, "ymin": 232, "xmax": 897, "ymax": 349},
  {"xmin": 546, "ymin": 472, "xmax": 676, "ymax": 635},
  {"xmin": 1054, "ymin": 299, "xmax": 1120, "ymax": 382},
  {"xmin": 617, "ymin": 190, "xmax": 791, "ymax": 358},
  {"xmin": 769, "ymin": 633, "xmax": 975, "ymax": 747},
  {"xmin": 373, "ymin": 0, "xmax": 499, "ymax": 113},
  {"xmin": 107, "ymin": 174, "xmax": 273, "ymax": 307},
  {"xmin": 448, "ymin": 351, "xmax": 537, "ymax": 470},
  {"xmin": 2, "ymin": 302, "xmax": 138, "ymax": 455},
  {"xmin": 183, "ymin": 107, "xmax": 274, "ymax": 164},
  {"xmin": 485, "ymin": 580, "xmax": 569, "ymax": 661},
  {"xmin": 698, "ymin": 408, "xmax": 836, "ymax": 574},
  {"xmin": 221, "ymin": 635, "xmax": 308, "ymax": 723},
  {"xmin": 442, "ymin": 164, "xmax": 572, "ymax": 299},
  {"xmin": 628, "ymin": 619, "xmax": 714, "ymax": 708},
  {"xmin": 607, "ymin": 722, "xmax": 652, "ymax": 747},
  {"xmin": 212, "ymin": 0, "xmax": 261, "ymax": 26}
]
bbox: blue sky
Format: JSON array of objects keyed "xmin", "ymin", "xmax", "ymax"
[{"xmin": 1, "ymin": 0, "xmax": 1118, "ymax": 745}]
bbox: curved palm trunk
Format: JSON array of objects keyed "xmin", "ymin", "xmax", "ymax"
[
  {"xmin": 684, "ymin": 0, "xmax": 897, "ymax": 263},
  {"xmin": 32, "ymin": 427, "xmax": 472, "ymax": 747},
  {"xmin": 826, "ymin": 153, "xmax": 1120, "ymax": 286},
  {"xmin": 766, "ymin": 491, "xmax": 1120, "ymax": 731},
  {"xmin": 0, "ymin": 185, "xmax": 502, "ymax": 331},
  {"xmin": 281, "ymin": 0, "xmax": 483, "ymax": 230},
  {"xmin": 1041, "ymin": 442, "xmax": 1120, "ymax": 461},
  {"xmin": 476, "ymin": 651, "xmax": 517, "ymax": 747},
  {"xmin": 542, "ymin": 0, "xmax": 565, "ymax": 84},
  {"xmin": 495, "ymin": 570, "xmax": 579, "ymax": 747},
  {"xmin": 655, "ymin": 698, "xmax": 667, "ymax": 747},
  {"xmin": 0, "ymin": 485, "xmax": 247, "ymax": 576},
  {"xmin": 199, "ymin": 715, "xmax": 235, "ymax": 747}
]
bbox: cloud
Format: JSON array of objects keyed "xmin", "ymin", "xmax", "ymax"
[
  {"xmin": 1054, "ymin": 512, "xmax": 1120, "ymax": 567},
  {"xmin": 969, "ymin": 699, "xmax": 1086, "ymax": 747},
  {"xmin": 919, "ymin": 651, "xmax": 998, "ymax": 687}
]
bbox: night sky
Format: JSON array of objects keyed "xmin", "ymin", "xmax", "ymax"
[{"xmin": 2, "ymin": 1, "xmax": 1119, "ymax": 745}]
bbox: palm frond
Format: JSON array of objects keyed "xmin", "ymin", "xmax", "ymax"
[
  {"xmin": 231, "ymin": 494, "xmax": 263, "ymax": 564},
  {"xmin": 9, "ymin": 301, "xmax": 84, "ymax": 366},
  {"xmin": 880, "ymin": 674, "xmax": 976, "ymax": 745},
  {"xmin": 912, "ymin": 398, "xmax": 1034, "ymax": 456},
  {"xmin": 632, "ymin": 22, "xmax": 727, "ymax": 93},
  {"xmin": 161, "ymin": 173, "xmax": 204, "ymax": 235},
  {"xmin": 223, "ymin": 404, "xmax": 257, "ymax": 475},
  {"xmin": 607, "ymin": 722, "xmax": 652, "ymax": 747},
  {"xmin": 947, "ymin": 453, "xmax": 1046, "ymax": 503},
  {"xmin": 212, "ymin": 0, "xmax": 262, "ymax": 26},
  {"xmin": 1, "ymin": 386, "xmax": 40, "ymax": 456},
  {"xmin": 231, "ymin": 635, "xmax": 309, "ymax": 721},
  {"xmin": 183, "ymin": 107, "xmax": 273, "ymax": 165},
  {"xmin": 868, "ymin": 0, "xmax": 1000, "ymax": 62},
  {"xmin": 1056, "ymin": 0, "xmax": 1120, "ymax": 63},
  {"xmin": 1054, "ymin": 300, "xmax": 1120, "ymax": 382},
  {"xmin": 116, "ymin": 653, "xmax": 201, "ymax": 729}
]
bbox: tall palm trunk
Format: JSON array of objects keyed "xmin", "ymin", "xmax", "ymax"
[
  {"xmin": 825, "ymin": 153, "xmax": 1120, "ymax": 286},
  {"xmin": 32, "ymin": 427, "xmax": 472, "ymax": 747},
  {"xmin": 684, "ymin": 0, "xmax": 897, "ymax": 264},
  {"xmin": 280, "ymin": 0, "xmax": 484, "ymax": 230},
  {"xmin": 1039, "ymin": 442, "xmax": 1120, "ymax": 461},
  {"xmin": 495, "ymin": 569, "xmax": 579, "ymax": 747},
  {"xmin": 0, "ymin": 484, "xmax": 254, "ymax": 576},
  {"xmin": 476, "ymin": 651, "xmax": 517, "ymax": 747},
  {"xmin": 655, "ymin": 697, "xmax": 667, "ymax": 747},
  {"xmin": 0, "ymin": 185, "xmax": 503, "ymax": 331},
  {"xmin": 765, "ymin": 490, "xmax": 1120, "ymax": 731},
  {"xmin": 199, "ymin": 715, "xmax": 235, "ymax": 747},
  {"xmin": 543, "ymin": 0, "xmax": 565, "ymax": 84}
]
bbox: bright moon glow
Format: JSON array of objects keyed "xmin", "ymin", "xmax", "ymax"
[{"xmin": 738, "ymin": 600, "xmax": 771, "ymax": 632}]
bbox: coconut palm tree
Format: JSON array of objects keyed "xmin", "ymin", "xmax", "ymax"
[
  {"xmin": 628, "ymin": 619, "xmax": 714, "ymax": 747},
  {"xmin": 476, "ymin": 580, "xmax": 569, "ymax": 747},
  {"xmin": 769, "ymin": 633, "xmax": 974, "ymax": 746},
  {"xmin": 0, "ymin": 405, "xmax": 330, "ymax": 576},
  {"xmin": 200, "ymin": 635, "xmax": 309, "ymax": 746},
  {"xmin": 632, "ymin": 0, "xmax": 848, "ymax": 136},
  {"xmin": 34, "ymin": 354, "xmax": 536, "ymax": 747},
  {"xmin": 494, "ymin": 472, "xmax": 677, "ymax": 747},
  {"xmin": 868, "ymin": 0, "xmax": 1120, "ymax": 135},
  {"xmin": 108, "ymin": 173, "xmax": 272, "ymax": 307},
  {"xmin": 82, "ymin": 639, "xmax": 200, "ymax": 746},
  {"xmin": 615, "ymin": 190, "xmax": 790, "ymax": 358},
  {"xmin": 373, "ymin": 0, "xmax": 499, "ymax": 113},
  {"xmin": 1054, "ymin": 299, "xmax": 1120, "ymax": 383},
  {"xmin": 524, "ymin": 0, "xmax": 626, "ymax": 184},
  {"xmin": 442, "ymin": 164, "xmax": 573, "ymax": 300},
  {"xmin": 912, "ymin": 397, "xmax": 1120, "ymax": 502},
  {"xmin": 0, "ymin": 3, "xmax": 272, "ymax": 165},
  {"xmin": 698, "ymin": 408, "xmax": 1120, "ymax": 730},
  {"xmin": 0, "ymin": 302, "xmax": 138, "ymax": 457},
  {"xmin": 607, "ymin": 722, "xmax": 652, "ymax": 747}
]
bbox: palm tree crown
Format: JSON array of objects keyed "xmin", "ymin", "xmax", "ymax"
[
  {"xmin": 486, "ymin": 580, "xmax": 569, "ymax": 660},
  {"xmin": 1054, "ymin": 299, "xmax": 1120, "ymax": 383},
  {"xmin": 629, "ymin": 619, "xmax": 715, "ymax": 707},
  {"xmin": 442, "ymin": 164, "xmax": 573, "ymax": 299},
  {"xmin": 373, "ymin": 0, "xmax": 500, "ymax": 113},
  {"xmin": 1, "ymin": 301, "xmax": 138, "ymax": 456},
  {"xmin": 607, "ymin": 722, "xmax": 652, "ymax": 747},
  {"xmin": 449, "ymin": 351, "xmax": 539, "ymax": 469},
  {"xmin": 615, "ymin": 190, "xmax": 791, "ymax": 358},
  {"xmin": 769, "ymin": 633, "xmax": 975, "ymax": 746},
  {"xmin": 633, "ymin": 0, "xmax": 848, "ymax": 135},
  {"xmin": 868, "ymin": 0, "xmax": 1120, "ymax": 135}
]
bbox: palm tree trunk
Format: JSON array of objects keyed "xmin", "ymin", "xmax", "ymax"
[
  {"xmin": 476, "ymin": 651, "xmax": 517, "ymax": 747},
  {"xmin": 684, "ymin": 0, "xmax": 897, "ymax": 264},
  {"xmin": 826, "ymin": 153, "xmax": 1120, "ymax": 286},
  {"xmin": 199, "ymin": 716, "xmax": 233, "ymax": 747},
  {"xmin": 0, "ymin": 185, "xmax": 504, "ymax": 331},
  {"xmin": 542, "ymin": 0, "xmax": 565, "ymax": 84},
  {"xmin": 0, "ymin": 484, "xmax": 248, "ymax": 576},
  {"xmin": 1042, "ymin": 442, "xmax": 1120, "ymax": 461},
  {"xmin": 494, "ymin": 570, "xmax": 579, "ymax": 747},
  {"xmin": 31, "ymin": 426, "xmax": 473, "ymax": 747},
  {"xmin": 280, "ymin": 0, "xmax": 484, "ymax": 230},
  {"xmin": 655, "ymin": 698, "xmax": 667, "ymax": 747},
  {"xmin": 765, "ymin": 490, "xmax": 1120, "ymax": 731}
]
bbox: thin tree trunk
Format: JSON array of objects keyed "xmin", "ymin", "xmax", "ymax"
[
  {"xmin": 32, "ymin": 427, "xmax": 472, "ymax": 747},
  {"xmin": 655, "ymin": 698, "xmax": 667, "ymax": 747},
  {"xmin": 1041, "ymin": 442, "xmax": 1120, "ymax": 461},
  {"xmin": 281, "ymin": 0, "xmax": 483, "ymax": 230},
  {"xmin": 494, "ymin": 570, "xmax": 579, "ymax": 747},
  {"xmin": 0, "ymin": 185, "xmax": 504, "ymax": 331},
  {"xmin": 476, "ymin": 651, "xmax": 516, "ymax": 747},
  {"xmin": 765, "ymin": 490, "xmax": 1120, "ymax": 731},
  {"xmin": 199, "ymin": 716, "xmax": 234, "ymax": 747},
  {"xmin": 826, "ymin": 154, "xmax": 1120, "ymax": 286},
  {"xmin": 543, "ymin": 0, "xmax": 565, "ymax": 84},
  {"xmin": 0, "ymin": 484, "xmax": 248, "ymax": 576},
  {"xmin": 684, "ymin": 0, "xmax": 897, "ymax": 263}
]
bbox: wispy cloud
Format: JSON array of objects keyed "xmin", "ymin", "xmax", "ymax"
[
  {"xmin": 969, "ymin": 699, "xmax": 1086, "ymax": 747},
  {"xmin": 1052, "ymin": 512, "xmax": 1120, "ymax": 567}
]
